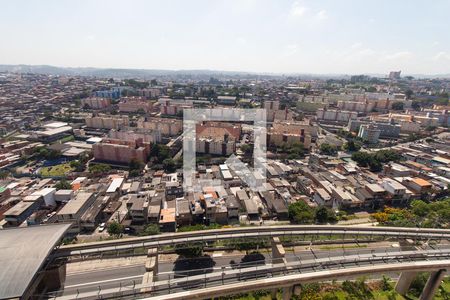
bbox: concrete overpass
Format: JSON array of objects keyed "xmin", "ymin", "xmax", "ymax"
[
  {"xmin": 50, "ymin": 243, "xmax": 450, "ymax": 300},
  {"xmin": 55, "ymin": 225, "xmax": 450, "ymax": 258},
  {"xmin": 29, "ymin": 225, "xmax": 450, "ymax": 300}
]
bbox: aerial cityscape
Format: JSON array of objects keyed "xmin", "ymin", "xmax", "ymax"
[{"xmin": 0, "ymin": 1, "xmax": 450, "ymax": 300}]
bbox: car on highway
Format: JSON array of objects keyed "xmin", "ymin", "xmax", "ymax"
[{"xmin": 98, "ymin": 223, "xmax": 106, "ymax": 232}]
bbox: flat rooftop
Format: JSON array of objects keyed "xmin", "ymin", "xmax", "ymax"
[{"xmin": 0, "ymin": 223, "xmax": 71, "ymax": 299}]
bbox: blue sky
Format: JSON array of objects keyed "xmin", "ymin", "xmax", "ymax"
[{"xmin": 1, "ymin": 0, "xmax": 449, "ymax": 74}]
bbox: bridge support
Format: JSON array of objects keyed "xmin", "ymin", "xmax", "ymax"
[
  {"xmin": 271, "ymin": 237, "xmax": 286, "ymax": 264},
  {"xmin": 141, "ymin": 247, "xmax": 158, "ymax": 293},
  {"xmin": 282, "ymin": 285, "xmax": 293, "ymax": 300},
  {"xmin": 395, "ymin": 271, "xmax": 418, "ymax": 295},
  {"xmin": 270, "ymin": 288, "xmax": 278, "ymax": 299},
  {"xmin": 419, "ymin": 269, "xmax": 447, "ymax": 300}
]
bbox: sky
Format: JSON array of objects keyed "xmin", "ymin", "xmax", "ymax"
[{"xmin": 1, "ymin": 0, "xmax": 450, "ymax": 75}]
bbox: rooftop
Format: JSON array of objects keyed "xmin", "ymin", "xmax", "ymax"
[{"xmin": 0, "ymin": 224, "xmax": 71, "ymax": 299}]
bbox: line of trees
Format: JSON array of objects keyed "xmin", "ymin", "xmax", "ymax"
[{"xmin": 351, "ymin": 149, "xmax": 401, "ymax": 172}]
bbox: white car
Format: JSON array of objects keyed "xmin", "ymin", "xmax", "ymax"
[{"xmin": 98, "ymin": 223, "xmax": 106, "ymax": 232}]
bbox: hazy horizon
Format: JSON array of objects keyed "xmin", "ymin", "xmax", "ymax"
[{"xmin": 1, "ymin": 0, "xmax": 450, "ymax": 75}]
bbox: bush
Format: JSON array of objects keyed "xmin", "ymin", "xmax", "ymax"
[
  {"xmin": 288, "ymin": 201, "xmax": 315, "ymax": 224},
  {"xmin": 141, "ymin": 224, "xmax": 160, "ymax": 236},
  {"xmin": 342, "ymin": 278, "xmax": 373, "ymax": 300},
  {"xmin": 320, "ymin": 143, "xmax": 339, "ymax": 155},
  {"xmin": 54, "ymin": 179, "xmax": 72, "ymax": 190},
  {"xmin": 107, "ymin": 221, "xmax": 124, "ymax": 237},
  {"xmin": 89, "ymin": 163, "xmax": 111, "ymax": 175}
]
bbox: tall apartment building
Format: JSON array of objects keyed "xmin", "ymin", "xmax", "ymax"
[
  {"xmin": 109, "ymin": 128, "xmax": 161, "ymax": 144},
  {"xmin": 263, "ymin": 100, "xmax": 294, "ymax": 122},
  {"xmin": 358, "ymin": 124, "xmax": 381, "ymax": 144},
  {"xmin": 158, "ymin": 98, "xmax": 193, "ymax": 116},
  {"xmin": 389, "ymin": 71, "xmax": 401, "ymax": 80},
  {"xmin": 81, "ymin": 97, "xmax": 111, "ymax": 109},
  {"xmin": 316, "ymin": 108, "xmax": 358, "ymax": 123},
  {"xmin": 267, "ymin": 120, "xmax": 317, "ymax": 148},
  {"xmin": 85, "ymin": 114, "xmax": 129, "ymax": 130},
  {"xmin": 93, "ymin": 87, "xmax": 122, "ymax": 99},
  {"xmin": 136, "ymin": 117, "xmax": 182, "ymax": 136},
  {"xmin": 348, "ymin": 119, "xmax": 401, "ymax": 138},
  {"xmin": 372, "ymin": 113, "xmax": 439, "ymax": 128},
  {"xmin": 93, "ymin": 138, "xmax": 150, "ymax": 164},
  {"xmin": 194, "ymin": 122, "xmax": 240, "ymax": 156},
  {"xmin": 138, "ymin": 88, "xmax": 161, "ymax": 99},
  {"xmin": 118, "ymin": 97, "xmax": 154, "ymax": 113},
  {"xmin": 196, "ymin": 138, "xmax": 235, "ymax": 156}
]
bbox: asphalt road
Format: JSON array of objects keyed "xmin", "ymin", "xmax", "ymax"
[{"xmin": 58, "ymin": 243, "xmax": 450, "ymax": 297}]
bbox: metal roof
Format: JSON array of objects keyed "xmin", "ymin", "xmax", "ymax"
[{"xmin": 0, "ymin": 223, "xmax": 71, "ymax": 299}]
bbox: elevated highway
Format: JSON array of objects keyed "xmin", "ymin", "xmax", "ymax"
[
  {"xmin": 55, "ymin": 225, "xmax": 450, "ymax": 258},
  {"xmin": 51, "ymin": 247, "xmax": 450, "ymax": 300}
]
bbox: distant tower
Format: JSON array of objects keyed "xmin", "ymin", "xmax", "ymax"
[{"xmin": 389, "ymin": 71, "xmax": 401, "ymax": 80}]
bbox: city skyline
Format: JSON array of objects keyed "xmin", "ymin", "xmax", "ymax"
[{"xmin": 1, "ymin": 0, "xmax": 450, "ymax": 75}]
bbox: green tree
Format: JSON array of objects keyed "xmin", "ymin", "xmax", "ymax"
[
  {"xmin": 69, "ymin": 160, "xmax": 83, "ymax": 172},
  {"xmin": 342, "ymin": 278, "xmax": 373, "ymax": 300},
  {"xmin": 129, "ymin": 158, "xmax": 143, "ymax": 171},
  {"xmin": 89, "ymin": 163, "xmax": 111, "ymax": 175},
  {"xmin": 54, "ymin": 179, "xmax": 72, "ymax": 190},
  {"xmin": 320, "ymin": 143, "xmax": 338, "ymax": 155},
  {"xmin": 405, "ymin": 89, "xmax": 414, "ymax": 99},
  {"xmin": 344, "ymin": 140, "xmax": 361, "ymax": 152},
  {"xmin": 107, "ymin": 221, "xmax": 124, "ymax": 237},
  {"xmin": 141, "ymin": 224, "xmax": 160, "ymax": 236},
  {"xmin": 288, "ymin": 201, "xmax": 315, "ymax": 224},
  {"xmin": 240, "ymin": 144, "xmax": 253, "ymax": 156},
  {"xmin": 315, "ymin": 206, "xmax": 337, "ymax": 224},
  {"xmin": 149, "ymin": 144, "xmax": 170, "ymax": 163},
  {"xmin": 162, "ymin": 158, "xmax": 176, "ymax": 172}
]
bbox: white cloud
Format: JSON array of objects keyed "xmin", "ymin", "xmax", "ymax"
[
  {"xmin": 433, "ymin": 51, "xmax": 450, "ymax": 61},
  {"xmin": 316, "ymin": 10, "xmax": 328, "ymax": 20},
  {"xmin": 383, "ymin": 51, "xmax": 414, "ymax": 61},
  {"xmin": 290, "ymin": 1, "xmax": 307, "ymax": 17},
  {"xmin": 351, "ymin": 42, "xmax": 363, "ymax": 49},
  {"xmin": 236, "ymin": 37, "xmax": 247, "ymax": 44},
  {"xmin": 283, "ymin": 44, "xmax": 299, "ymax": 56}
]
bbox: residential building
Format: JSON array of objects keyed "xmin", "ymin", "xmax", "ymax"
[
  {"xmin": 81, "ymin": 97, "xmax": 111, "ymax": 109},
  {"xmin": 56, "ymin": 192, "xmax": 96, "ymax": 233},
  {"xmin": 93, "ymin": 138, "xmax": 150, "ymax": 164},
  {"xmin": 85, "ymin": 114, "xmax": 130, "ymax": 130},
  {"xmin": 358, "ymin": 124, "xmax": 381, "ymax": 143},
  {"xmin": 137, "ymin": 117, "xmax": 182, "ymax": 136},
  {"xmin": 118, "ymin": 97, "xmax": 154, "ymax": 113}
]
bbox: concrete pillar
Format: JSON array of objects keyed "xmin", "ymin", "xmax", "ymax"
[
  {"xmin": 419, "ymin": 269, "xmax": 447, "ymax": 300},
  {"xmin": 293, "ymin": 285, "xmax": 302, "ymax": 296},
  {"xmin": 270, "ymin": 288, "xmax": 278, "ymax": 299},
  {"xmin": 141, "ymin": 247, "xmax": 158, "ymax": 293},
  {"xmin": 282, "ymin": 286, "xmax": 293, "ymax": 300},
  {"xmin": 42, "ymin": 263, "xmax": 66, "ymax": 291},
  {"xmin": 395, "ymin": 271, "xmax": 418, "ymax": 295},
  {"xmin": 271, "ymin": 237, "xmax": 286, "ymax": 264},
  {"xmin": 145, "ymin": 248, "xmax": 159, "ymax": 275}
]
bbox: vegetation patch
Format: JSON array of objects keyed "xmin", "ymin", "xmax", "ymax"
[{"xmin": 40, "ymin": 162, "xmax": 73, "ymax": 177}]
